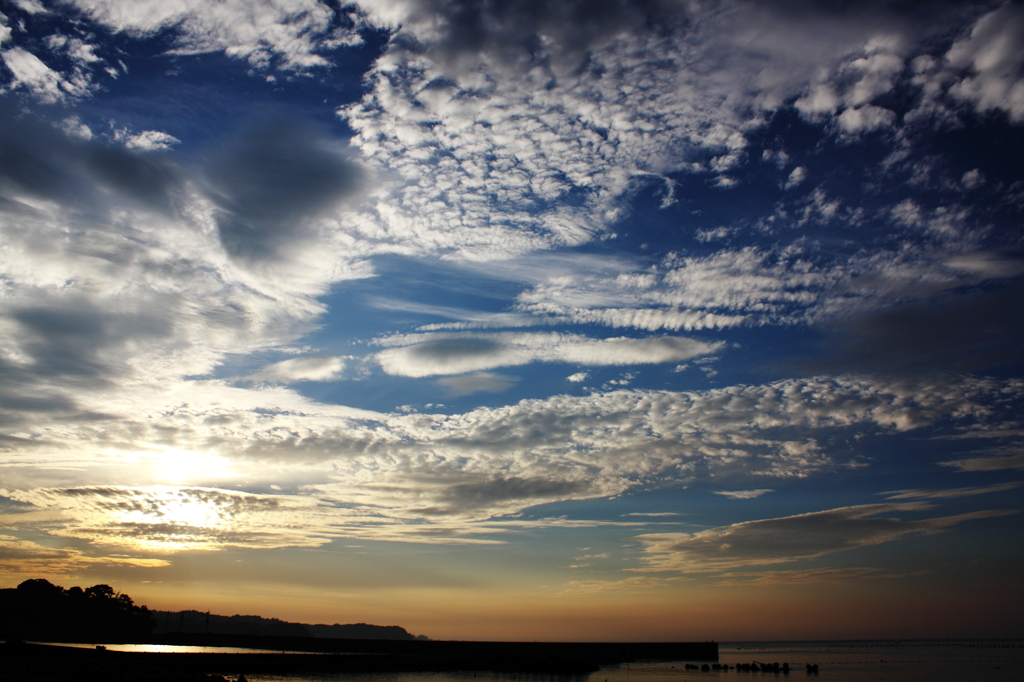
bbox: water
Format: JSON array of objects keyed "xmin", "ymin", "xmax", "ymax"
[
  {"xmin": 230, "ymin": 641, "xmax": 1022, "ymax": 682},
  {"xmin": 34, "ymin": 642, "xmax": 320, "ymax": 654}
]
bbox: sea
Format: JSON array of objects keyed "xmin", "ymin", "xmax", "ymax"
[{"xmin": 41, "ymin": 640, "xmax": 1023, "ymax": 682}]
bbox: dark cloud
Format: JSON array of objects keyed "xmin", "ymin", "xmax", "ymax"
[
  {"xmin": 391, "ymin": 0, "xmax": 982, "ymax": 69},
  {"xmin": 400, "ymin": 0, "xmax": 680, "ymax": 65},
  {"xmin": 9, "ymin": 294, "xmax": 172, "ymax": 381},
  {"xmin": 204, "ymin": 118, "xmax": 363, "ymax": 262},
  {"xmin": 408, "ymin": 336, "xmax": 502, "ymax": 361},
  {"xmin": 0, "ymin": 292, "xmax": 174, "ymax": 426},
  {"xmin": 438, "ymin": 475, "xmax": 593, "ymax": 510},
  {"xmin": 0, "ymin": 109, "xmax": 182, "ymax": 212},
  {"xmin": 436, "ymin": 372, "xmax": 519, "ymax": 396},
  {"xmin": 806, "ymin": 279, "xmax": 1024, "ymax": 376}
]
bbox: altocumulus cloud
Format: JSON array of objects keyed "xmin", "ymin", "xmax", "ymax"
[
  {"xmin": 3, "ymin": 486, "xmax": 335, "ymax": 551},
  {"xmin": 1, "ymin": 373, "xmax": 1022, "ymax": 540}
]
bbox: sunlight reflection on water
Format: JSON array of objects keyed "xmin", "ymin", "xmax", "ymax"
[{"xmin": 37, "ymin": 643, "xmax": 315, "ymax": 654}]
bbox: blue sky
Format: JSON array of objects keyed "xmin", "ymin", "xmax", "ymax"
[{"xmin": 0, "ymin": 0, "xmax": 1022, "ymax": 641}]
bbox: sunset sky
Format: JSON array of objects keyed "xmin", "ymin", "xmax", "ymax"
[{"xmin": 1, "ymin": 0, "xmax": 1022, "ymax": 642}]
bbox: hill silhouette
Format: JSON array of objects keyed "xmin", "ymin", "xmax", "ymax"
[
  {"xmin": 1, "ymin": 579, "xmax": 424, "ymax": 643},
  {"xmin": 153, "ymin": 609, "xmax": 425, "ymax": 640}
]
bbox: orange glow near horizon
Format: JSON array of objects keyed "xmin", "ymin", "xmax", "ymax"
[{"xmin": 5, "ymin": 567, "xmax": 1008, "ymax": 643}]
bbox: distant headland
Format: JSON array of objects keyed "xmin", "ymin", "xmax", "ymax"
[
  {"xmin": 152, "ymin": 609, "xmax": 427, "ymax": 641},
  {"xmin": 0, "ymin": 579, "xmax": 424, "ymax": 643}
]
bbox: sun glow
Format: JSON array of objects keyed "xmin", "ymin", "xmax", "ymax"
[
  {"xmin": 112, "ymin": 486, "xmax": 233, "ymax": 551},
  {"xmin": 152, "ymin": 449, "xmax": 236, "ymax": 485}
]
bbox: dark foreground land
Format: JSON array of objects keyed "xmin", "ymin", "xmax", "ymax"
[{"xmin": 1, "ymin": 638, "xmax": 718, "ymax": 681}]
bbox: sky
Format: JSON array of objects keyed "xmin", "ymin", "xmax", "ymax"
[{"xmin": 0, "ymin": 0, "xmax": 1022, "ymax": 643}]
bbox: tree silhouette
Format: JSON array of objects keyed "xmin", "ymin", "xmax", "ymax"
[{"xmin": 0, "ymin": 579, "xmax": 155, "ymax": 643}]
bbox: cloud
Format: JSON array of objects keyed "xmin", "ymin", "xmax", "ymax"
[
  {"xmin": 711, "ymin": 566, "xmax": 917, "ymax": 587},
  {"xmin": 328, "ymin": 0, "xmax": 1001, "ymax": 269},
  {"xmin": 0, "ymin": 534, "xmax": 170, "ymax": 576},
  {"xmin": 882, "ymin": 481, "xmax": 1022, "ymax": 500},
  {"xmin": 634, "ymin": 502, "xmax": 1017, "ymax": 573},
  {"xmin": 68, "ymin": 0, "xmax": 359, "ymax": 71},
  {"xmin": 940, "ymin": 452, "xmax": 1024, "ymax": 472},
  {"xmin": 783, "ymin": 166, "xmax": 806, "ymax": 189},
  {"xmin": 373, "ymin": 331, "xmax": 723, "ymax": 377},
  {"xmin": 122, "ymin": 130, "xmax": 181, "ymax": 151},
  {"xmin": 4, "ymin": 486, "xmax": 337, "ymax": 551},
  {"xmin": 249, "ymin": 356, "xmax": 347, "ymax": 384},
  {"xmin": 436, "ymin": 372, "xmax": 518, "ymax": 396},
  {"xmin": 715, "ymin": 489, "xmax": 773, "ymax": 500},
  {"xmin": 204, "ymin": 117, "xmax": 364, "ymax": 264},
  {"xmin": 0, "ymin": 108, "xmax": 383, "ymax": 436},
  {"xmin": 1, "ymin": 373, "xmax": 1021, "ymax": 536},
  {"xmin": 567, "ymin": 372, "xmax": 588, "ymax": 383},
  {"xmin": 944, "ymin": 2, "xmax": 1024, "ymax": 122},
  {"xmin": 344, "ymin": 0, "xmax": 945, "ymax": 262},
  {"xmin": 1, "ymin": 46, "xmax": 93, "ymax": 102},
  {"xmin": 511, "ymin": 242, "xmax": 1024, "ymax": 347},
  {"xmin": 807, "ymin": 280, "xmax": 1024, "ymax": 376}
]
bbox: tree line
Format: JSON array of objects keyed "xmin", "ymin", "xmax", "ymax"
[{"xmin": 0, "ymin": 579, "xmax": 155, "ymax": 643}]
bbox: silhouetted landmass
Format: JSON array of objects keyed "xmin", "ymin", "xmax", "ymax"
[
  {"xmin": 310, "ymin": 622, "xmax": 421, "ymax": 640},
  {"xmin": 152, "ymin": 610, "xmax": 425, "ymax": 640},
  {"xmin": 0, "ymin": 579, "xmax": 154, "ymax": 643},
  {"xmin": 1, "ymin": 578, "xmax": 717, "ymax": 679}
]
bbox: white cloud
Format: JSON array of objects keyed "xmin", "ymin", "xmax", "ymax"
[
  {"xmin": 337, "ymin": 0, "xmax": 975, "ymax": 264},
  {"xmin": 373, "ymin": 331, "xmax": 722, "ymax": 377},
  {"xmin": 123, "ymin": 130, "xmax": 181, "ymax": 151},
  {"xmin": 837, "ymin": 104, "xmax": 897, "ymax": 134},
  {"xmin": 715, "ymin": 489, "xmax": 774, "ymax": 500},
  {"xmin": 513, "ymin": 237, "xmax": 1020, "ymax": 333},
  {"xmin": 1, "ymin": 46, "xmax": 93, "ymax": 102},
  {"xmin": 68, "ymin": 0, "xmax": 359, "ymax": 71},
  {"xmin": 567, "ymin": 372, "xmax": 588, "ymax": 383},
  {"xmin": 961, "ymin": 168, "xmax": 985, "ymax": 190},
  {"xmin": 945, "ymin": 2, "xmax": 1024, "ymax": 122},
  {"xmin": 13, "ymin": 1, "xmax": 47, "ymax": 14},
  {"xmin": 783, "ymin": 166, "xmax": 806, "ymax": 189},
  {"xmin": 249, "ymin": 356, "xmax": 347, "ymax": 384}
]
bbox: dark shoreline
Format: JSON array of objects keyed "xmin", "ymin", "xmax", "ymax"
[{"xmin": 2, "ymin": 639, "xmax": 718, "ymax": 681}]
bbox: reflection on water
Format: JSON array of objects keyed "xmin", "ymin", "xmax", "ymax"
[
  {"xmin": 35, "ymin": 640, "xmax": 1024, "ymax": 682},
  {"xmin": 239, "ymin": 641, "xmax": 1022, "ymax": 682},
  {"xmin": 35, "ymin": 643, "xmax": 318, "ymax": 654}
]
